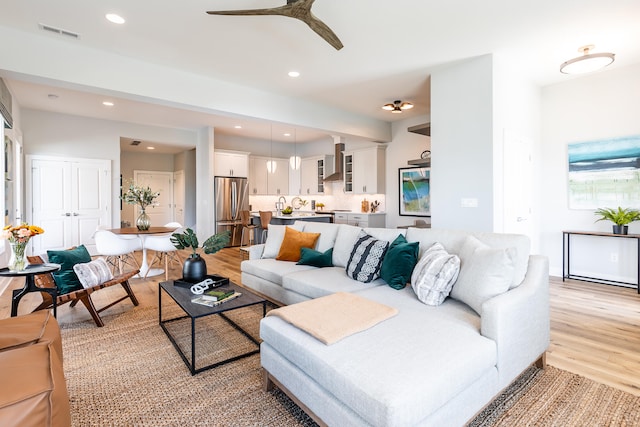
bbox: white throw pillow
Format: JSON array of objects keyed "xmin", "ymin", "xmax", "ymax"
[
  {"xmin": 411, "ymin": 242, "xmax": 460, "ymax": 306},
  {"xmin": 73, "ymin": 258, "xmax": 114, "ymax": 289},
  {"xmin": 262, "ymin": 223, "xmax": 305, "ymax": 259},
  {"xmin": 450, "ymin": 236, "xmax": 516, "ymax": 315}
]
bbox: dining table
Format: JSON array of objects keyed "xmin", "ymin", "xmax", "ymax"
[{"xmin": 108, "ymin": 226, "xmax": 178, "ymax": 278}]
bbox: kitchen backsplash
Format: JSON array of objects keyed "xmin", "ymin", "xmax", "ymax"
[{"xmin": 248, "ymin": 180, "xmax": 386, "ymax": 213}]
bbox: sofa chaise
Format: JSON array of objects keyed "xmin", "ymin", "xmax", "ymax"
[{"xmin": 241, "ymin": 221, "xmax": 549, "ymax": 426}]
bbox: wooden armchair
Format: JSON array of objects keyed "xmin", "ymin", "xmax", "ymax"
[{"xmin": 26, "ymin": 255, "xmax": 140, "ymax": 327}]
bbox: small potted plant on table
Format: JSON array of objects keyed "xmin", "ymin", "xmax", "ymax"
[
  {"xmin": 170, "ymin": 228, "xmax": 230, "ymax": 282},
  {"xmin": 594, "ymin": 206, "xmax": 640, "ymax": 235}
]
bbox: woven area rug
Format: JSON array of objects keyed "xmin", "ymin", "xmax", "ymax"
[{"xmin": 60, "ymin": 305, "xmax": 640, "ymax": 426}]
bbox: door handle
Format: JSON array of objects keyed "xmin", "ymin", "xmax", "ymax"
[
  {"xmin": 73, "ymin": 213, "xmax": 79, "ymax": 216},
  {"xmin": 62, "ymin": 212, "xmax": 71, "ymax": 216}
]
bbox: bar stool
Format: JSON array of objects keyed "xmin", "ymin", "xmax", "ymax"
[
  {"xmin": 240, "ymin": 211, "xmax": 257, "ymax": 247},
  {"xmin": 259, "ymin": 210, "xmax": 272, "ymax": 243}
]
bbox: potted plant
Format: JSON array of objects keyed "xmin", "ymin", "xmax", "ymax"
[
  {"xmin": 121, "ymin": 181, "xmax": 160, "ymax": 230},
  {"xmin": 170, "ymin": 228, "xmax": 230, "ymax": 282},
  {"xmin": 594, "ymin": 207, "xmax": 640, "ymax": 235}
]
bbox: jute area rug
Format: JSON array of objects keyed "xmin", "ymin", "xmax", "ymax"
[{"xmin": 60, "ymin": 306, "xmax": 640, "ymax": 426}]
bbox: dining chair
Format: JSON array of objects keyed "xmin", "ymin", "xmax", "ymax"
[
  {"xmin": 240, "ymin": 210, "xmax": 257, "ymax": 248},
  {"xmin": 259, "ymin": 210, "xmax": 273, "ymax": 243},
  {"xmin": 144, "ymin": 222, "xmax": 183, "ymax": 281},
  {"xmin": 93, "ymin": 229, "xmax": 142, "ymax": 274}
]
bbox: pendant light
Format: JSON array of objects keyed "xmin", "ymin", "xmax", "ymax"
[{"xmin": 382, "ymin": 100, "xmax": 414, "ymax": 113}]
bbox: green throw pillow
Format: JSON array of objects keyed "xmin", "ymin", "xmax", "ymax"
[
  {"xmin": 297, "ymin": 247, "xmax": 333, "ymax": 268},
  {"xmin": 380, "ymin": 234, "xmax": 419, "ymax": 290},
  {"xmin": 47, "ymin": 245, "xmax": 92, "ymax": 295}
]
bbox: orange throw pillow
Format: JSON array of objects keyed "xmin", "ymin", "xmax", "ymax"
[{"xmin": 276, "ymin": 226, "xmax": 321, "ymax": 262}]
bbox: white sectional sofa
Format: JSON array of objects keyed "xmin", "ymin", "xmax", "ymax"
[{"xmin": 241, "ymin": 221, "xmax": 549, "ymax": 427}]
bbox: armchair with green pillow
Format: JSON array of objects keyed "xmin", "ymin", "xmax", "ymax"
[{"xmin": 27, "ymin": 245, "xmax": 140, "ymax": 327}]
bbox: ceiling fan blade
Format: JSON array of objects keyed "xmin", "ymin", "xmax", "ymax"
[
  {"xmin": 303, "ymin": 15, "xmax": 343, "ymax": 50},
  {"xmin": 207, "ymin": 0, "xmax": 343, "ymax": 50}
]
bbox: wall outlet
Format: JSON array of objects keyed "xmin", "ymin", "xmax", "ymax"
[
  {"xmin": 610, "ymin": 253, "xmax": 619, "ymax": 263},
  {"xmin": 461, "ymin": 198, "xmax": 478, "ymax": 208}
]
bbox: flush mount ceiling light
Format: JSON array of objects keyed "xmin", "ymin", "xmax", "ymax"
[
  {"xmin": 382, "ymin": 100, "xmax": 414, "ymax": 114},
  {"xmin": 105, "ymin": 13, "xmax": 125, "ymax": 24},
  {"xmin": 560, "ymin": 45, "xmax": 615, "ymax": 74},
  {"xmin": 102, "ymin": 101, "xmax": 114, "ymax": 107}
]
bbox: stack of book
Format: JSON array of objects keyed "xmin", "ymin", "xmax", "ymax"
[{"xmin": 191, "ymin": 287, "xmax": 241, "ymax": 307}]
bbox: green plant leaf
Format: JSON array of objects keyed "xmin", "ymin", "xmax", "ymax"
[{"xmin": 202, "ymin": 231, "xmax": 231, "ymax": 254}]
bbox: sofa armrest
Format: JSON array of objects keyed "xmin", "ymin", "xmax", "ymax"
[
  {"xmin": 480, "ymin": 255, "xmax": 550, "ymax": 386},
  {"xmin": 248, "ymin": 244, "xmax": 265, "ymax": 260}
]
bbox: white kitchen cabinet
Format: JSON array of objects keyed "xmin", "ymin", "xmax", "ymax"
[
  {"xmin": 300, "ymin": 155, "xmax": 333, "ymax": 195},
  {"xmin": 334, "ymin": 213, "xmax": 349, "ymax": 224},
  {"xmin": 249, "ymin": 156, "xmax": 289, "ymax": 195},
  {"xmin": 248, "ymin": 157, "xmax": 268, "ymax": 195},
  {"xmin": 215, "ymin": 150, "xmax": 249, "ymax": 177},
  {"xmin": 343, "ymin": 146, "xmax": 386, "ymax": 194},
  {"xmin": 347, "ymin": 213, "xmax": 386, "ymax": 228}
]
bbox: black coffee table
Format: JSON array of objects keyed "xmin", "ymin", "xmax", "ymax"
[{"xmin": 159, "ymin": 280, "xmax": 267, "ymax": 375}]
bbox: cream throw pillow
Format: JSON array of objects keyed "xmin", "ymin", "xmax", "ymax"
[
  {"xmin": 72, "ymin": 258, "xmax": 114, "ymax": 289},
  {"xmin": 450, "ymin": 236, "xmax": 516, "ymax": 315},
  {"xmin": 411, "ymin": 242, "xmax": 460, "ymax": 306}
]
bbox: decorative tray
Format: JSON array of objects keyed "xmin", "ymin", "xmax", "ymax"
[{"xmin": 173, "ymin": 274, "xmax": 230, "ymax": 289}]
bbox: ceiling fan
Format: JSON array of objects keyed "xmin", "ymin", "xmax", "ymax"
[{"xmin": 206, "ymin": 0, "xmax": 343, "ymax": 50}]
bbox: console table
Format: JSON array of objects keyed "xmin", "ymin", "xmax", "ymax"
[{"xmin": 562, "ymin": 230, "xmax": 640, "ymax": 293}]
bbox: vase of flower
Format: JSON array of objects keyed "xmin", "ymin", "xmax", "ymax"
[
  {"xmin": 8, "ymin": 241, "xmax": 29, "ymax": 272},
  {"xmin": 136, "ymin": 208, "xmax": 151, "ymax": 231},
  {"xmin": 121, "ymin": 181, "xmax": 160, "ymax": 231},
  {"xmin": 2, "ymin": 223, "xmax": 45, "ymax": 272}
]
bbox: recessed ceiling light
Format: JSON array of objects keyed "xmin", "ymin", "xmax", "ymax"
[
  {"xmin": 288, "ymin": 71, "xmax": 300, "ymax": 78},
  {"xmin": 102, "ymin": 101, "xmax": 114, "ymax": 107},
  {"xmin": 234, "ymin": 125, "xmax": 242, "ymax": 129},
  {"xmin": 147, "ymin": 146, "xmax": 155, "ymax": 150},
  {"xmin": 105, "ymin": 13, "xmax": 125, "ymax": 24},
  {"xmin": 284, "ymin": 133, "xmax": 291, "ymax": 137}
]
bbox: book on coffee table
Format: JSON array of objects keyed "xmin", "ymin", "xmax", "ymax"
[
  {"xmin": 199, "ymin": 288, "xmax": 235, "ymax": 301},
  {"xmin": 191, "ymin": 292, "xmax": 242, "ymax": 307}
]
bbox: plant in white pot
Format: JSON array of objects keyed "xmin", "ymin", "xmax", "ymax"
[
  {"xmin": 170, "ymin": 228, "xmax": 230, "ymax": 282},
  {"xmin": 594, "ymin": 207, "xmax": 640, "ymax": 235}
]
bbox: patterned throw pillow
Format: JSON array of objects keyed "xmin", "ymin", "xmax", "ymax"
[
  {"xmin": 73, "ymin": 258, "xmax": 114, "ymax": 289},
  {"xmin": 411, "ymin": 242, "xmax": 461, "ymax": 306},
  {"xmin": 346, "ymin": 231, "xmax": 389, "ymax": 283}
]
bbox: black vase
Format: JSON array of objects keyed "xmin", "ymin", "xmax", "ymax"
[
  {"xmin": 612, "ymin": 225, "xmax": 629, "ymax": 235},
  {"xmin": 183, "ymin": 254, "xmax": 207, "ymax": 282}
]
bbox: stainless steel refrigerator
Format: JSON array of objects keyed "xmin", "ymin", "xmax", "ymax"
[{"xmin": 214, "ymin": 176, "xmax": 249, "ymax": 247}]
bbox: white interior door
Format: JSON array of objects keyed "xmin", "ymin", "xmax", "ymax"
[
  {"xmin": 28, "ymin": 156, "xmax": 110, "ymax": 255},
  {"xmin": 134, "ymin": 170, "xmax": 173, "ymax": 226},
  {"xmin": 173, "ymin": 170, "xmax": 185, "ymax": 226}
]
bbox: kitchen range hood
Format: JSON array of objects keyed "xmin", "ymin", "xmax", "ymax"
[{"xmin": 323, "ymin": 141, "xmax": 345, "ymax": 182}]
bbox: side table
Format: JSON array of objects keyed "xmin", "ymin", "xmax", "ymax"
[{"xmin": 0, "ymin": 263, "xmax": 62, "ymax": 317}]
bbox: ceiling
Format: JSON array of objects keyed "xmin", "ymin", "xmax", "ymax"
[{"xmin": 1, "ymin": 0, "xmax": 640, "ymax": 148}]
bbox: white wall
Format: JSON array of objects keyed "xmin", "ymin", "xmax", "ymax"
[
  {"xmin": 21, "ymin": 109, "xmax": 197, "ymax": 227},
  {"xmin": 541, "ymin": 63, "xmax": 640, "ymax": 280},
  {"xmin": 431, "ymin": 55, "xmax": 494, "ymax": 231}
]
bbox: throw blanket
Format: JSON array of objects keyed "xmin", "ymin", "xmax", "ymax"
[{"xmin": 266, "ymin": 292, "xmax": 398, "ymax": 345}]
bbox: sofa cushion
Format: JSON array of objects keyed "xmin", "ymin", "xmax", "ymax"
[
  {"xmin": 47, "ymin": 245, "xmax": 92, "ymax": 295},
  {"xmin": 260, "ymin": 286, "xmax": 495, "ymax": 427},
  {"xmin": 346, "ymin": 231, "xmax": 389, "ymax": 283},
  {"xmin": 296, "ymin": 221, "xmax": 339, "ymax": 253},
  {"xmin": 276, "ymin": 227, "xmax": 320, "ymax": 262},
  {"xmin": 405, "ymin": 228, "xmax": 530, "ymax": 289},
  {"xmin": 297, "ymin": 248, "xmax": 333, "ymax": 268},
  {"xmin": 450, "ymin": 236, "xmax": 516, "ymax": 315},
  {"xmin": 411, "ymin": 242, "xmax": 460, "ymax": 305},
  {"xmin": 363, "ymin": 228, "xmax": 407, "ymax": 243},
  {"xmin": 262, "ymin": 223, "xmax": 305, "ymax": 259},
  {"xmin": 380, "ymin": 234, "xmax": 419, "ymax": 290},
  {"xmin": 241, "ymin": 258, "xmax": 316, "ymax": 286},
  {"xmin": 332, "ymin": 224, "xmax": 363, "ymax": 268},
  {"xmin": 283, "ymin": 267, "xmax": 386, "ymax": 300}
]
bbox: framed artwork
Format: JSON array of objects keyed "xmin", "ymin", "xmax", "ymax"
[
  {"xmin": 568, "ymin": 135, "xmax": 640, "ymax": 209},
  {"xmin": 399, "ymin": 167, "xmax": 430, "ymax": 217}
]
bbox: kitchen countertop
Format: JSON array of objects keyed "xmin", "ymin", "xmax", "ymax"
[{"xmin": 251, "ymin": 211, "xmax": 333, "ymax": 220}]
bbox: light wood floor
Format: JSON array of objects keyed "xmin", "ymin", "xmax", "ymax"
[{"xmin": 1, "ymin": 248, "xmax": 639, "ymax": 396}]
